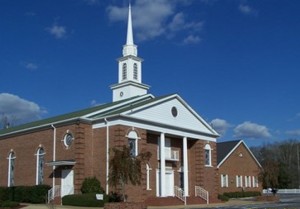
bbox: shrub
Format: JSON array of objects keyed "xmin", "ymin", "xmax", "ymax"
[
  {"xmin": 107, "ymin": 192, "xmax": 122, "ymax": 202},
  {"xmin": 0, "ymin": 185, "xmax": 50, "ymax": 203},
  {"xmin": 81, "ymin": 177, "xmax": 104, "ymax": 194},
  {"xmin": 62, "ymin": 193, "xmax": 108, "ymax": 207},
  {"xmin": 218, "ymin": 194, "xmax": 229, "ymax": 202},
  {"xmin": 30, "ymin": 185, "xmax": 51, "ymax": 203},
  {"xmin": 0, "ymin": 187, "xmax": 9, "ymax": 202},
  {"xmin": 0, "ymin": 200, "xmax": 19, "ymax": 208},
  {"xmin": 223, "ymin": 191, "xmax": 261, "ymax": 198}
]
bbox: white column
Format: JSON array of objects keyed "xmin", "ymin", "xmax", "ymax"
[
  {"xmin": 160, "ymin": 133, "xmax": 166, "ymax": 197},
  {"xmin": 183, "ymin": 136, "xmax": 189, "ymax": 196}
]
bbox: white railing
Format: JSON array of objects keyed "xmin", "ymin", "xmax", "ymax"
[
  {"xmin": 174, "ymin": 186, "xmax": 186, "ymax": 205},
  {"xmin": 47, "ymin": 185, "xmax": 61, "ymax": 203},
  {"xmin": 157, "ymin": 148, "xmax": 179, "ymax": 161},
  {"xmin": 263, "ymin": 189, "xmax": 300, "ymax": 194},
  {"xmin": 195, "ymin": 186, "xmax": 209, "ymax": 204}
]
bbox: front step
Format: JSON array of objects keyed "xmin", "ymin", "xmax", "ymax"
[
  {"xmin": 145, "ymin": 197, "xmax": 183, "ymax": 206},
  {"xmin": 145, "ymin": 196, "xmax": 207, "ymax": 206}
]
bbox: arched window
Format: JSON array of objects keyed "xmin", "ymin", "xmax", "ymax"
[
  {"xmin": 122, "ymin": 63, "xmax": 127, "ymax": 80},
  {"xmin": 204, "ymin": 144, "xmax": 212, "ymax": 166},
  {"xmin": 127, "ymin": 130, "xmax": 139, "ymax": 156},
  {"xmin": 133, "ymin": 63, "xmax": 138, "ymax": 80},
  {"xmin": 36, "ymin": 147, "xmax": 45, "ymax": 185},
  {"xmin": 7, "ymin": 150, "xmax": 16, "ymax": 187},
  {"xmin": 146, "ymin": 163, "xmax": 152, "ymax": 190}
]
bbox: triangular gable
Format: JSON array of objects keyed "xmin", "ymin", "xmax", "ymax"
[
  {"xmin": 121, "ymin": 94, "xmax": 219, "ymax": 137},
  {"xmin": 217, "ymin": 140, "xmax": 262, "ymax": 168}
]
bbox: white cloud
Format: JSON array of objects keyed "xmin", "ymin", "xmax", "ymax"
[
  {"xmin": 210, "ymin": 118, "xmax": 231, "ymax": 136},
  {"xmin": 286, "ymin": 129, "xmax": 300, "ymax": 137},
  {"xmin": 234, "ymin": 121, "xmax": 271, "ymax": 139},
  {"xmin": 25, "ymin": 62, "xmax": 38, "ymax": 70},
  {"xmin": 107, "ymin": 0, "xmax": 203, "ymax": 43},
  {"xmin": 183, "ymin": 35, "xmax": 201, "ymax": 44},
  {"xmin": 46, "ymin": 24, "xmax": 67, "ymax": 39},
  {"xmin": 238, "ymin": 4, "xmax": 258, "ymax": 16},
  {"xmin": 0, "ymin": 93, "xmax": 46, "ymax": 125}
]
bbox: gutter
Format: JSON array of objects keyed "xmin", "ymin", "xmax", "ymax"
[
  {"xmin": 51, "ymin": 124, "xmax": 56, "ymax": 199},
  {"xmin": 104, "ymin": 118, "xmax": 110, "ymax": 195}
]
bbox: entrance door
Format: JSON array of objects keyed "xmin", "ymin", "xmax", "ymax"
[
  {"xmin": 61, "ymin": 169, "xmax": 74, "ymax": 197},
  {"xmin": 156, "ymin": 169, "xmax": 174, "ymax": 197}
]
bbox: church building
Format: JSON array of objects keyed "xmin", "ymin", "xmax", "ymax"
[{"xmin": 0, "ymin": 5, "xmax": 220, "ymax": 206}]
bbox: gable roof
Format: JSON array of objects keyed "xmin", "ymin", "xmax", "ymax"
[
  {"xmin": 1, "ymin": 93, "xmax": 218, "ymax": 139},
  {"xmin": 217, "ymin": 140, "xmax": 262, "ymax": 168},
  {"xmin": 0, "ymin": 94, "xmax": 153, "ymax": 137}
]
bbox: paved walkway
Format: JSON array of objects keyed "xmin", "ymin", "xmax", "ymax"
[{"xmin": 21, "ymin": 198, "xmax": 264, "ymax": 209}]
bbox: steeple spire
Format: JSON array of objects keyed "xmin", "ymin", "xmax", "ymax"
[
  {"xmin": 111, "ymin": 3, "xmax": 150, "ymax": 102},
  {"xmin": 126, "ymin": 4, "xmax": 134, "ymax": 45},
  {"xmin": 122, "ymin": 4, "xmax": 137, "ymax": 56}
]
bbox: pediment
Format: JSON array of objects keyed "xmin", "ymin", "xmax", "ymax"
[{"xmin": 122, "ymin": 94, "xmax": 218, "ymax": 137}]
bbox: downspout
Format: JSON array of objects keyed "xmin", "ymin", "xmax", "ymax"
[
  {"xmin": 51, "ymin": 124, "xmax": 56, "ymax": 199},
  {"xmin": 104, "ymin": 118, "xmax": 109, "ymax": 195}
]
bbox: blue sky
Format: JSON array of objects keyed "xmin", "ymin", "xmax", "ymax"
[{"xmin": 1, "ymin": 0, "xmax": 299, "ymax": 147}]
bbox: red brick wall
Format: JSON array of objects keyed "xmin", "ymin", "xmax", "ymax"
[
  {"xmin": 0, "ymin": 122, "xmax": 92, "ymax": 193},
  {"xmin": 217, "ymin": 143, "xmax": 262, "ymax": 194},
  {"xmin": 0, "ymin": 121, "xmax": 220, "ymax": 204}
]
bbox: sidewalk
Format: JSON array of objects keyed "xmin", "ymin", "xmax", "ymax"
[{"xmin": 21, "ymin": 198, "xmax": 262, "ymax": 209}]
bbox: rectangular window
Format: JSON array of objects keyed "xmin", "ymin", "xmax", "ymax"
[
  {"xmin": 221, "ymin": 174, "xmax": 228, "ymax": 187},
  {"xmin": 253, "ymin": 176, "xmax": 259, "ymax": 187},
  {"xmin": 245, "ymin": 176, "xmax": 248, "ymax": 187},
  {"xmin": 248, "ymin": 176, "xmax": 251, "ymax": 187},
  {"xmin": 236, "ymin": 175, "xmax": 243, "ymax": 188}
]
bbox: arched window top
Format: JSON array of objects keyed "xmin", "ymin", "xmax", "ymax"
[
  {"xmin": 37, "ymin": 147, "xmax": 45, "ymax": 155},
  {"xmin": 122, "ymin": 63, "xmax": 127, "ymax": 80},
  {"xmin": 204, "ymin": 144, "xmax": 211, "ymax": 150},
  {"xmin": 127, "ymin": 130, "xmax": 138, "ymax": 139},
  {"xmin": 8, "ymin": 150, "xmax": 16, "ymax": 159}
]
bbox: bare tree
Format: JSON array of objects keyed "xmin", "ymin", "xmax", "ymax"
[{"xmin": 109, "ymin": 145, "xmax": 151, "ymax": 201}]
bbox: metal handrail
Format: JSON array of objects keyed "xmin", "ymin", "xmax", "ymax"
[
  {"xmin": 47, "ymin": 185, "xmax": 61, "ymax": 203},
  {"xmin": 174, "ymin": 186, "xmax": 186, "ymax": 205},
  {"xmin": 195, "ymin": 185, "xmax": 209, "ymax": 204}
]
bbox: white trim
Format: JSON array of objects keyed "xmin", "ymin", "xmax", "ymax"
[
  {"xmin": 36, "ymin": 147, "xmax": 45, "ymax": 185},
  {"xmin": 121, "ymin": 94, "xmax": 219, "ymax": 136},
  {"xmin": 146, "ymin": 164, "xmax": 152, "ymax": 190},
  {"xmin": 183, "ymin": 137, "xmax": 189, "ymax": 196},
  {"xmin": 93, "ymin": 119, "xmax": 217, "ymax": 142},
  {"xmin": 7, "ymin": 151, "xmax": 16, "ymax": 187},
  {"xmin": 204, "ymin": 144, "xmax": 212, "ymax": 166},
  {"xmin": 159, "ymin": 133, "xmax": 166, "ymax": 197}
]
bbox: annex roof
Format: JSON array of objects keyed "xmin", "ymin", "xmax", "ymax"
[{"xmin": 217, "ymin": 140, "xmax": 262, "ymax": 168}]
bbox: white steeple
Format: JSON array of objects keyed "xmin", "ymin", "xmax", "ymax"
[
  {"xmin": 110, "ymin": 4, "xmax": 150, "ymax": 102},
  {"xmin": 123, "ymin": 4, "xmax": 137, "ymax": 57}
]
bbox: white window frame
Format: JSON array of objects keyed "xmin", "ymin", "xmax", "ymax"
[
  {"xmin": 236, "ymin": 175, "xmax": 243, "ymax": 188},
  {"xmin": 221, "ymin": 174, "xmax": 228, "ymax": 187},
  {"xmin": 204, "ymin": 144, "xmax": 212, "ymax": 166},
  {"xmin": 253, "ymin": 176, "xmax": 259, "ymax": 187},
  {"xmin": 36, "ymin": 147, "xmax": 45, "ymax": 185},
  {"xmin": 146, "ymin": 164, "xmax": 152, "ymax": 190},
  {"xmin": 127, "ymin": 130, "xmax": 139, "ymax": 156},
  {"xmin": 7, "ymin": 151, "xmax": 16, "ymax": 187}
]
